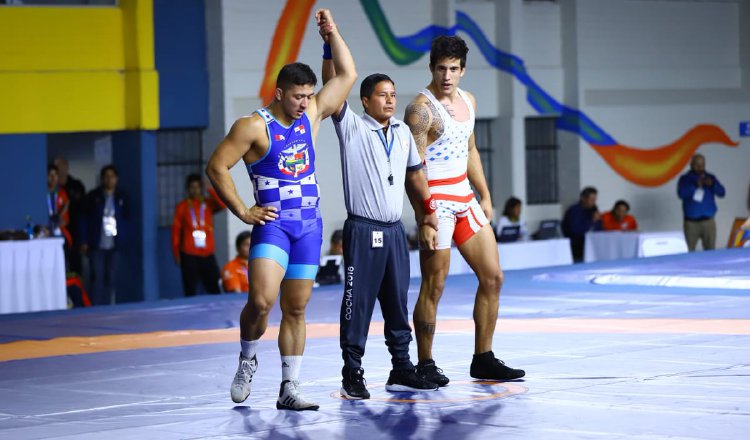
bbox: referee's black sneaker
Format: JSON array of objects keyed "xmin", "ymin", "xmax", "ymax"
[
  {"xmin": 341, "ymin": 367, "xmax": 370, "ymax": 400},
  {"xmin": 385, "ymin": 368, "xmax": 438, "ymax": 392},
  {"xmin": 469, "ymin": 351, "xmax": 525, "ymax": 381},
  {"xmin": 415, "ymin": 359, "xmax": 450, "ymax": 387}
]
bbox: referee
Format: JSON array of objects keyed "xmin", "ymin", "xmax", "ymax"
[{"xmin": 323, "ymin": 58, "xmax": 439, "ymax": 399}]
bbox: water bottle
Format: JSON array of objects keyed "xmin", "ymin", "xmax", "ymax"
[{"xmin": 25, "ymin": 215, "xmax": 34, "ymax": 239}]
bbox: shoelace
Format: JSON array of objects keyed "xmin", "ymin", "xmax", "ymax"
[
  {"xmin": 234, "ymin": 359, "xmax": 255, "ymax": 385},
  {"xmin": 423, "ymin": 364, "xmax": 444, "ymax": 375},
  {"xmin": 352, "ymin": 370, "xmax": 367, "ymax": 387},
  {"xmin": 285, "ymin": 380, "xmax": 311, "ymax": 404}
]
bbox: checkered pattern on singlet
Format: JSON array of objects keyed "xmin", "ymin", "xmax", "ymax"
[{"xmin": 247, "ymin": 108, "xmax": 320, "ymax": 222}]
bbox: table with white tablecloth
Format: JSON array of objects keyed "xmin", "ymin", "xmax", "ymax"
[
  {"xmin": 584, "ymin": 231, "xmax": 688, "ymax": 263},
  {"xmin": 408, "ymin": 238, "xmax": 572, "ymax": 278},
  {"xmin": 0, "ymin": 238, "xmax": 67, "ymax": 314}
]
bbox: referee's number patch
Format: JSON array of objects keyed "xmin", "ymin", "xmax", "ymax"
[{"xmin": 371, "ymin": 230, "xmax": 384, "ymax": 248}]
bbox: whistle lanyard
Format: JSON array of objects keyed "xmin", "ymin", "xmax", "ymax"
[
  {"xmin": 189, "ymin": 202, "xmax": 206, "ymax": 229},
  {"xmin": 376, "ymin": 128, "xmax": 395, "ymax": 185}
]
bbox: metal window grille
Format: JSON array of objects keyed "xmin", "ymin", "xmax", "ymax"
[
  {"xmin": 157, "ymin": 130, "xmax": 203, "ymax": 227},
  {"xmin": 525, "ymin": 116, "xmax": 559, "ymax": 204},
  {"xmin": 474, "ymin": 119, "xmax": 493, "ymax": 195}
]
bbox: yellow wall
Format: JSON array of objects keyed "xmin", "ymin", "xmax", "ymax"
[{"xmin": 0, "ymin": 0, "xmax": 159, "ymax": 134}]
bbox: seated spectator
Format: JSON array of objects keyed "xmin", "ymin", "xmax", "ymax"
[
  {"xmin": 222, "ymin": 231, "xmax": 252, "ymax": 293},
  {"xmin": 562, "ymin": 186, "xmax": 601, "ymax": 263},
  {"xmin": 495, "ymin": 197, "xmax": 529, "ymax": 241},
  {"xmin": 329, "ymin": 229, "xmax": 343, "ymax": 255},
  {"xmin": 600, "ymin": 200, "xmax": 638, "ymax": 231}
]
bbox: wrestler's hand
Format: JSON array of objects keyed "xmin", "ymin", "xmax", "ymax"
[
  {"xmin": 741, "ymin": 217, "xmax": 750, "ymax": 231},
  {"xmin": 239, "ymin": 205, "xmax": 278, "ymax": 226},
  {"xmin": 479, "ymin": 198, "xmax": 493, "ymax": 222},
  {"xmin": 419, "ymin": 224, "xmax": 438, "ymax": 251},
  {"xmin": 421, "ymin": 211, "xmax": 438, "ymax": 231},
  {"xmin": 316, "ymin": 9, "xmax": 336, "ymax": 41}
]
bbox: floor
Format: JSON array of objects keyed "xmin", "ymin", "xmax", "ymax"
[{"xmin": 1, "ymin": 249, "xmax": 749, "ymax": 439}]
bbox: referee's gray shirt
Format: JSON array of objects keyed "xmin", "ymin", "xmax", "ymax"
[{"xmin": 333, "ymin": 102, "xmax": 423, "ymax": 223}]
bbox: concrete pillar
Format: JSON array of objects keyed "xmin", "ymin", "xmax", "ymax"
[{"xmin": 112, "ymin": 130, "xmax": 159, "ymax": 302}]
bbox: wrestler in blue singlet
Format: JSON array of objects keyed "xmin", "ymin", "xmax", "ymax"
[{"xmin": 246, "ymin": 108, "xmax": 322, "ymax": 280}]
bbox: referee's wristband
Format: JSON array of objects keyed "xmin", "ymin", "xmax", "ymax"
[
  {"xmin": 323, "ymin": 43, "xmax": 332, "ymax": 60},
  {"xmin": 423, "ymin": 196, "xmax": 437, "ymax": 215}
]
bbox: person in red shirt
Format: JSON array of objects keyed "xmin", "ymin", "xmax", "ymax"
[
  {"xmin": 600, "ymin": 200, "xmax": 638, "ymax": 231},
  {"xmin": 47, "ymin": 164, "xmax": 71, "ymax": 247},
  {"xmin": 172, "ymin": 174, "xmax": 226, "ymax": 296},
  {"xmin": 223, "ymin": 231, "xmax": 252, "ymax": 293}
]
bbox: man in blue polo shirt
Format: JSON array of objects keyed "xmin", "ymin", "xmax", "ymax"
[
  {"xmin": 323, "ymin": 58, "xmax": 440, "ymax": 398},
  {"xmin": 677, "ymin": 154, "xmax": 726, "ymax": 251}
]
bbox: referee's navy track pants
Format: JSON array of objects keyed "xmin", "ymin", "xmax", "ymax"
[{"xmin": 340, "ymin": 215, "xmax": 414, "ymax": 371}]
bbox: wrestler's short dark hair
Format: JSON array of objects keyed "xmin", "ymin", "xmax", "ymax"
[
  {"xmin": 429, "ymin": 35, "xmax": 469, "ymax": 70},
  {"xmin": 360, "ymin": 73, "xmax": 394, "ymax": 99},
  {"xmin": 276, "ymin": 62, "xmax": 317, "ymax": 90}
]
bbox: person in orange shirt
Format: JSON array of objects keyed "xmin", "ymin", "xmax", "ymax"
[
  {"xmin": 600, "ymin": 200, "xmax": 638, "ymax": 231},
  {"xmin": 47, "ymin": 164, "xmax": 71, "ymax": 247},
  {"xmin": 172, "ymin": 174, "xmax": 226, "ymax": 296},
  {"xmin": 223, "ymin": 231, "xmax": 252, "ymax": 293}
]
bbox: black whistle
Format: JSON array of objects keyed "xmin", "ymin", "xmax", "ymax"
[{"xmin": 388, "ymin": 175, "xmax": 394, "ymax": 186}]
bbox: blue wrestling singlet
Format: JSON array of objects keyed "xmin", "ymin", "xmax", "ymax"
[{"xmin": 246, "ymin": 107, "xmax": 322, "ymax": 279}]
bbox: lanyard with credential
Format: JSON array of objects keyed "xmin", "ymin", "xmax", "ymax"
[
  {"xmin": 376, "ymin": 128, "xmax": 395, "ymax": 185},
  {"xmin": 189, "ymin": 202, "xmax": 206, "ymax": 230},
  {"xmin": 47, "ymin": 192, "xmax": 57, "ymax": 216}
]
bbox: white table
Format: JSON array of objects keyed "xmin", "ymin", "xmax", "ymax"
[
  {"xmin": 408, "ymin": 238, "xmax": 572, "ymax": 278},
  {"xmin": 584, "ymin": 231, "xmax": 688, "ymax": 263},
  {"xmin": 0, "ymin": 238, "xmax": 67, "ymax": 314}
]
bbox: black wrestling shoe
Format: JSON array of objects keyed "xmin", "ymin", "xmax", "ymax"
[
  {"xmin": 470, "ymin": 351, "xmax": 525, "ymax": 381},
  {"xmin": 385, "ymin": 368, "xmax": 438, "ymax": 392},
  {"xmin": 415, "ymin": 359, "xmax": 450, "ymax": 387},
  {"xmin": 341, "ymin": 367, "xmax": 370, "ymax": 400}
]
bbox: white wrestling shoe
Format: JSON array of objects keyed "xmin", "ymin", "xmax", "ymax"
[
  {"xmin": 276, "ymin": 380, "xmax": 320, "ymax": 411},
  {"xmin": 230, "ymin": 353, "xmax": 258, "ymax": 403}
]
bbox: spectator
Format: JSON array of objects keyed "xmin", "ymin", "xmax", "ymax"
[
  {"xmin": 562, "ymin": 186, "xmax": 600, "ymax": 262},
  {"xmin": 494, "ymin": 197, "xmax": 529, "ymax": 241},
  {"xmin": 329, "ymin": 229, "xmax": 343, "ymax": 255},
  {"xmin": 677, "ymin": 154, "xmax": 725, "ymax": 251},
  {"xmin": 46, "ymin": 163, "xmax": 71, "ymax": 247},
  {"xmin": 222, "ymin": 231, "xmax": 252, "ymax": 293},
  {"xmin": 172, "ymin": 173, "xmax": 226, "ymax": 296},
  {"xmin": 600, "ymin": 200, "xmax": 638, "ymax": 231},
  {"xmin": 80, "ymin": 165, "xmax": 127, "ymax": 306},
  {"xmin": 54, "ymin": 157, "xmax": 86, "ymax": 275}
]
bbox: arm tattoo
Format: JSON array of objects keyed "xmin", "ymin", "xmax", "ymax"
[
  {"xmin": 405, "ymin": 102, "xmax": 431, "ymax": 155},
  {"xmin": 424, "ymin": 99, "xmax": 444, "ymax": 139},
  {"xmin": 415, "ymin": 321, "xmax": 436, "ymax": 335}
]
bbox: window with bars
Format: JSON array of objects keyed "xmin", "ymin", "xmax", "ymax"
[
  {"xmin": 474, "ymin": 119, "xmax": 493, "ymax": 195},
  {"xmin": 525, "ymin": 116, "xmax": 559, "ymax": 204},
  {"xmin": 157, "ymin": 130, "xmax": 203, "ymax": 227}
]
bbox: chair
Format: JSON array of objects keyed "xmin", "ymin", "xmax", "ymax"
[
  {"xmin": 533, "ymin": 219, "xmax": 561, "ymax": 240},
  {"xmin": 497, "ymin": 225, "xmax": 521, "ymax": 243}
]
